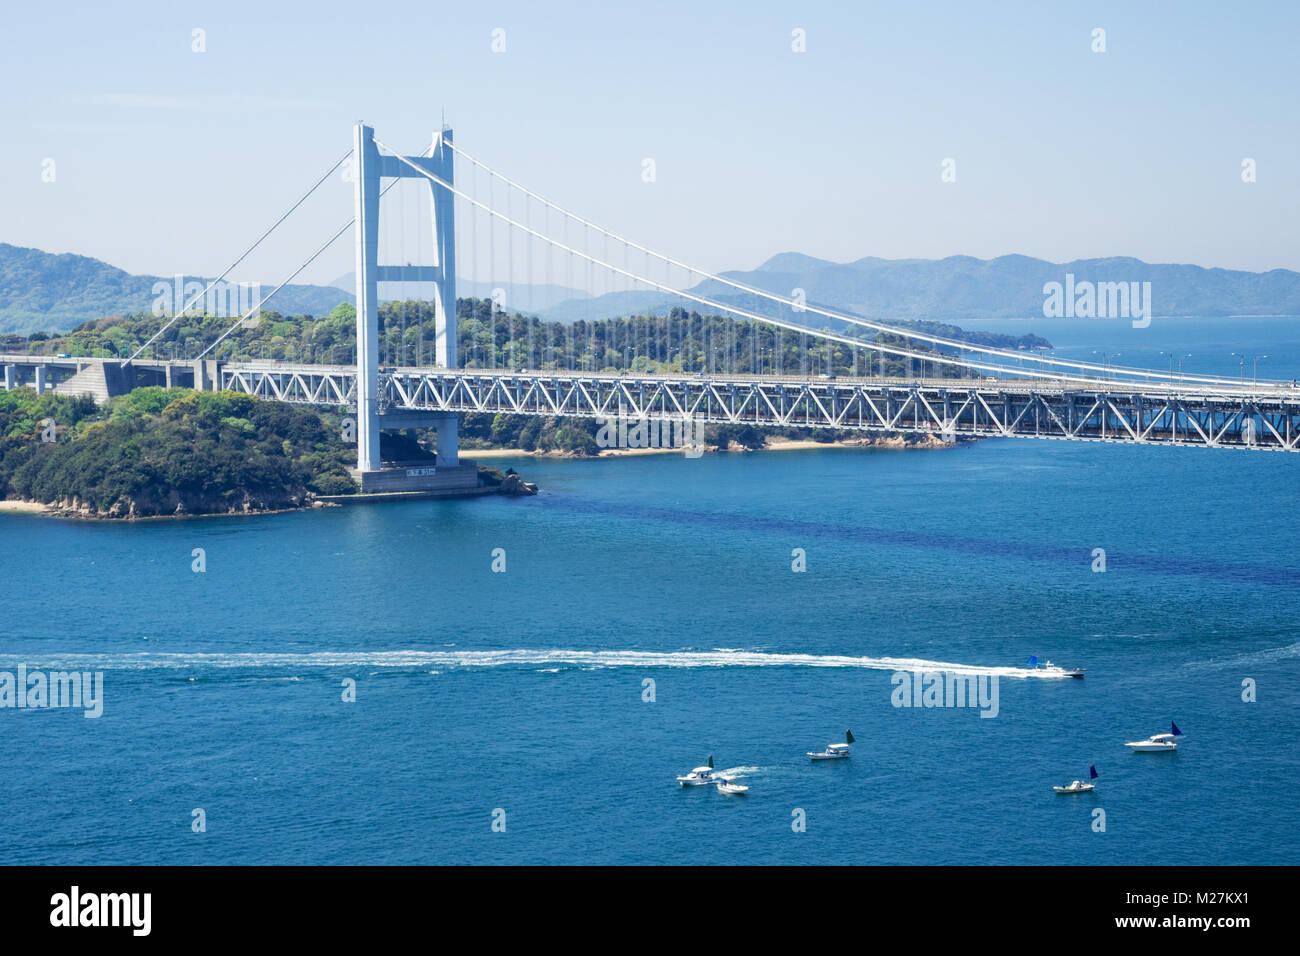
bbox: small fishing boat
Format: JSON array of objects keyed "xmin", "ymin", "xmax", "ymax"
[
  {"xmin": 1125, "ymin": 722, "xmax": 1182, "ymax": 752},
  {"xmin": 808, "ymin": 729, "xmax": 855, "ymax": 760},
  {"xmin": 716, "ymin": 777, "xmax": 749, "ymax": 795},
  {"xmin": 1054, "ymin": 765, "xmax": 1098, "ymax": 793},
  {"xmin": 677, "ymin": 755, "xmax": 716, "ymax": 786}
]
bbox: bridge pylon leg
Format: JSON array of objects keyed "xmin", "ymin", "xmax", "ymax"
[
  {"xmin": 353, "ymin": 122, "xmax": 382, "ymax": 474},
  {"xmin": 429, "ymin": 126, "xmax": 458, "ymax": 468}
]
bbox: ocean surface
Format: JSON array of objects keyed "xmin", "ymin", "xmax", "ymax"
[
  {"xmin": 1, "ymin": 315, "xmax": 1298, "ymax": 866},
  {"xmin": 976, "ymin": 313, "xmax": 1300, "ymax": 385}
]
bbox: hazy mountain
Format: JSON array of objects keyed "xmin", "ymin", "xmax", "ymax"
[
  {"xmin": 327, "ymin": 272, "xmax": 587, "ymax": 312},
  {"xmin": 539, "ymin": 254, "xmax": 1300, "ymax": 324},
  {"xmin": 7, "ymin": 243, "xmax": 1297, "ymax": 339},
  {"xmin": 0, "ymin": 244, "xmax": 351, "ymax": 335}
]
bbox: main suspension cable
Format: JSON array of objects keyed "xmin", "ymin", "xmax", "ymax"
[{"xmin": 445, "ymin": 141, "xmax": 1265, "ymax": 388}]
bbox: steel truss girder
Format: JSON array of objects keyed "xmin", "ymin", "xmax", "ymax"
[{"xmin": 218, "ymin": 365, "xmax": 1300, "ymax": 452}]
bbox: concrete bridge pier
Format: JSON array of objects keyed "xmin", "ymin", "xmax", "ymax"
[
  {"xmin": 194, "ymin": 360, "xmax": 222, "ymax": 391},
  {"xmin": 3, "ymin": 365, "xmax": 14, "ymax": 391},
  {"xmin": 33, "ymin": 365, "xmax": 46, "ymax": 394},
  {"xmin": 435, "ymin": 414, "xmax": 459, "ymax": 467}
]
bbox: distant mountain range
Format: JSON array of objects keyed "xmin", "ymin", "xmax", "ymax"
[
  {"xmin": 326, "ymin": 274, "xmax": 588, "ymax": 313},
  {"xmin": 0, "ymin": 244, "xmax": 348, "ymax": 335},
  {"xmin": 539, "ymin": 253, "xmax": 1300, "ymax": 324},
  {"xmin": 4, "ymin": 243, "xmax": 1297, "ymax": 336}
]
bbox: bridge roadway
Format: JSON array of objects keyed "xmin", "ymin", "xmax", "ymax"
[
  {"xmin": 6, "ymin": 353, "xmax": 1297, "ymax": 451},
  {"xmin": 0, "ymin": 353, "xmax": 212, "ymax": 400},
  {"xmin": 215, "ymin": 361, "xmax": 1300, "ymax": 452}
]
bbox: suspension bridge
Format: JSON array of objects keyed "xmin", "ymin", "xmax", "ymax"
[{"xmin": 5, "ymin": 122, "xmax": 1299, "ymax": 491}]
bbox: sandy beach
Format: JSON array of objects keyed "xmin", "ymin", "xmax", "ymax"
[
  {"xmin": 466, "ymin": 435, "xmax": 954, "ymax": 460},
  {"xmin": 0, "ymin": 500, "xmax": 52, "ymax": 515}
]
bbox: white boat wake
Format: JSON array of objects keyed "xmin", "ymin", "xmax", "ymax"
[
  {"xmin": 1183, "ymin": 640, "xmax": 1300, "ymax": 670},
  {"xmin": 10, "ymin": 648, "xmax": 1071, "ymax": 678}
]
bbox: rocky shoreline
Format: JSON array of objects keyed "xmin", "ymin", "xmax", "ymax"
[
  {"xmin": 3, "ymin": 472, "xmax": 538, "ymax": 520},
  {"xmin": 1, "ymin": 494, "xmax": 333, "ymax": 521},
  {"xmin": 1, "ymin": 435, "xmax": 938, "ymax": 520}
]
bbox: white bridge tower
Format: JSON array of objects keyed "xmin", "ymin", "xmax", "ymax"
[{"xmin": 352, "ymin": 122, "xmax": 471, "ymax": 492}]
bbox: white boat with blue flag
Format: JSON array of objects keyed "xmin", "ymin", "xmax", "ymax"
[
  {"xmin": 1054, "ymin": 765, "xmax": 1099, "ymax": 793},
  {"xmin": 808, "ymin": 729, "xmax": 854, "ymax": 760},
  {"xmin": 1126, "ymin": 722, "xmax": 1183, "ymax": 752},
  {"xmin": 677, "ymin": 755, "xmax": 716, "ymax": 785}
]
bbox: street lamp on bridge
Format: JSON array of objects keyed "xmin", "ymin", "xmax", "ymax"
[
  {"xmin": 1092, "ymin": 350, "xmax": 1122, "ymax": 377},
  {"xmin": 1160, "ymin": 351, "xmax": 1191, "ymax": 385}
]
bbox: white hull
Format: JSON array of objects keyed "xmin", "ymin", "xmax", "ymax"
[
  {"xmin": 1053, "ymin": 783, "xmax": 1096, "ymax": 793},
  {"xmin": 808, "ymin": 752, "xmax": 849, "ymax": 761},
  {"xmin": 1125, "ymin": 742, "xmax": 1176, "ymax": 752},
  {"xmin": 717, "ymin": 783, "xmax": 749, "ymax": 795}
]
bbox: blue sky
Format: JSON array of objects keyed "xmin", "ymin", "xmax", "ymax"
[{"xmin": 2, "ymin": 0, "xmax": 1297, "ymax": 288}]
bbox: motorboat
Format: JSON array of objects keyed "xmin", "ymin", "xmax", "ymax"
[
  {"xmin": 808, "ymin": 729, "xmax": 855, "ymax": 760},
  {"xmin": 1125, "ymin": 723, "xmax": 1182, "ymax": 752},
  {"xmin": 1054, "ymin": 765, "xmax": 1098, "ymax": 793},
  {"xmin": 677, "ymin": 756, "xmax": 716, "ymax": 786},
  {"xmin": 1027, "ymin": 655, "xmax": 1086, "ymax": 678},
  {"xmin": 716, "ymin": 777, "xmax": 749, "ymax": 795}
]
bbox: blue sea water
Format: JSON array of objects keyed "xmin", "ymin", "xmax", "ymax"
[
  {"xmin": 974, "ymin": 314, "xmax": 1300, "ymax": 383},
  {"xmin": 2, "ymin": 432, "xmax": 1297, "ymax": 865}
]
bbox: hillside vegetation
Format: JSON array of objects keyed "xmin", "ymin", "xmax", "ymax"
[
  {"xmin": 3, "ymin": 299, "xmax": 1049, "ymax": 376},
  {"xmin": 0, "ymin": 388, "xmax": 356, "ymax": 517}
]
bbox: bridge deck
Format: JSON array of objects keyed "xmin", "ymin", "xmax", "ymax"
[{"xmin": 216, "ymin": 363, "xmax": 1300, "ymax": 452}]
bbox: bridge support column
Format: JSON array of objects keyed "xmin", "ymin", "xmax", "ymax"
[
  {"xmin": 429, "ymin": 127, "xmax": 459, "ymax": 468},
  {"xmin": 3, "ymin": 365, "xmax": 14, "ymax": 391},
  {"xmin": 353, "ymin": 122, "xmax": 382, "ymax": 474},
  {"xmin": 193, "ymin": 359, "xmax": 221, "ymax": 391},
  {"xmin": 435, "ymin": 414, "xmax": 459, "ymax": 468},
  {"xmin": 34, "ymin": 365, "xmax": 47, "ymax": 394}
]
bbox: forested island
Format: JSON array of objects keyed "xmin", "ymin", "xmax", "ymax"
[
  {"xmin": 0, "ymin": 387, "xmax": 358, "ymax": 517},
  {"xmin": 0, "ymin": 382, "xmax": 942, "ymax": 519},
  {"xmin": 0, "ymin": 301, "xmax": 1019, "ymax": 518}
]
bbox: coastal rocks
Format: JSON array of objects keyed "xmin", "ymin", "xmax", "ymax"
[
  {"xmin": 37, "ymin": 490, "xmax": 299, "ymax": 519},
  {"xmin": 498, "ymin": 473, "xmax": 539, "ymax": 496},
  {"xmin": 48, "ymin": 495, "xmax": 96, "ymax": 518},
  {"xmin": 26, "ymin": 474, "xmax": 527, "ymax": 518},
  {"xmin": 839, "ymin": 433, "xmax": 965, "ymax": 450}
]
